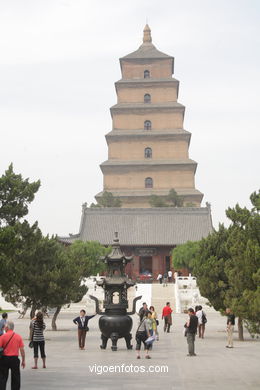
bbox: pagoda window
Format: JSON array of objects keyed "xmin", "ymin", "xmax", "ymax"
[
  {"xmin": 145, "ymin": 147, "xmax": 152, "ymax": 158},
  {"xmin": 145, "ymin": 177, "xmax": 153, "ymax": 188},
  {"xmin": 144, "ymin": 94, "xmax": 151, "ymax": 103},
  {"xmin": 144, "ymin": 120, "xmax": 151, "ymax": 130},
  {"xmin": 144, "ymin": 70, "xmax": 150, "ymax": 78}
]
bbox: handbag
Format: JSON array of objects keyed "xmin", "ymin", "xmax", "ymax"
[
  {"xmin": 202, "ymin": 312, "xmax": 207, "ymax": 324},
  {"xmin": 0, "ymin": 333, "xmax": 15, "ymax": 358},
  {"xmin": 29, "ymin": 322, "xmax": 35, "ymax": 348},
  {"xmin": 156, "ymin": 319, "xmax": 159, "ymax": 326},
  {"xmin": 145, "ymin": 334, "xmax": 156, "ymax": 345}
]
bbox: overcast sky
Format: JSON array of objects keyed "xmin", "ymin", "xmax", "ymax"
[{"xmin": 0, "ymin": 0, "xmax": 259, "ymax": 236}]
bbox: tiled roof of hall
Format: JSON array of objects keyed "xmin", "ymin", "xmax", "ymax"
[
  {"xmin": 59, "ymin": 206, "xmax": 213, "ymax": 247},
  {"xmin": 120, "ymin": 25, "xmax": 173, "ymax": 61}
]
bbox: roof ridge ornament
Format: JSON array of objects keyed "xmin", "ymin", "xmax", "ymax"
[{"xmin": 143, "ymin": 24, "xmax": 152, "ymax": 44}]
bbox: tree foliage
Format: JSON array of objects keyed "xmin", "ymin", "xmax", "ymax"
[
  {"xmin": 193, "ymin": 224, "xmax": 230, "ymax": 311},
  {"xmin": 149, "ymin": 188, "xmax": 184, "ymax": 207},
  {"xmin": 0, "ymin": 224, "xmax": 108, "ymax": 328},
  {"xmin": 171, "ymin": 241, "xmax": 200, "ymax": 272},
  {"xmin": 0, "ymin": 164, "xmax": 40, "ymax": 226},
  {"xmin": 0, "ymin": 165, "xmax": 108, "ymax": 329},
  {"xmin": 90, "ymin": 191, "xmax": 122, "ymax": 208},
  {"xmin": 167, "ymin": 189, "xmax": 184, "ymax": 207},
  {"xmin": 193, "ymin": 191, "xmax": 260, "ymax": 339},
  {"xmin": 149, "ymin": 195, "xmax": 168, "ymax": 207}
]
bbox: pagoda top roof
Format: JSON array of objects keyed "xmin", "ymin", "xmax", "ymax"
[{"xmin": 120, "ymin": 25, "xmax": 174, "ymax": 61}]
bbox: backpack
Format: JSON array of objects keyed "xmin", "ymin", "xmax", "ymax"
[{"xmin": 202, "ymin": 312, "xmax": 207, "ymax": 324}]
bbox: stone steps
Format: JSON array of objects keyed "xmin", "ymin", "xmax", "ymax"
[{"xmin": 151, "ymin": 283, "xmax": 176, "ymax": 315}]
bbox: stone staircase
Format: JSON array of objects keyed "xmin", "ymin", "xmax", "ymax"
[{"xmin": 151, "ymin": 283, "xmax": 176, "ymax": 315}]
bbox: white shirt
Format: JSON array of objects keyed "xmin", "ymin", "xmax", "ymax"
[
  {"xmin": 196, "ymin": 309, "xmax": 203, "ymax": 325},
  {"xmin": 168, "ymin": 270, "xmax": 172, "ymax": 277},
  {"xmin": 157, "ymin": 274, "xmax": 162, "ymax": 280}
]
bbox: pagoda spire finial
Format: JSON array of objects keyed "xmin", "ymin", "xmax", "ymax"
[{"xmin": 143, "ymin": 24, "xmax": 152, "ymax": 43}]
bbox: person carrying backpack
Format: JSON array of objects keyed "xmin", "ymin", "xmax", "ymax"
[{"xmin": 196, "ymin": 305, "xmax": 207, "ymax": 339}]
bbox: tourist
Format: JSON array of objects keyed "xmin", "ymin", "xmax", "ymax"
[
  {"xmin": 185, "ymin": 308, "xmax": 198, "ymax": 356},
  {"xmin": 168, "ymin": 270, "xmax": 173, "ymax": 283},
  {"xmin": 136, "ymin": 310, "xmax": 152, "ymax": 359},
  {"xmin": 138, "ymin": 302, "xmax": 148, "ymax": 321},
  {"xmin": 73, "ymin": 309, "xmax": 96, "ymax": 350},
  {"xmin": 226, "ymin": 308, "xmax": 235, "ymax": 348},
  {"xmin": 149, "ymin": 306, "xmax": 159, "ymax": 340},
  {"xmin": 162, "ymin": 302, "xmax": 172, "ymax": 333},
  {"xmin": 163, "ymin": 272, "xmax": 168, "ymax": 287},
  {"xmin": 157, "ymin": 273, "xmax": 163, "ymax": 284},
  {"xmin": 0, "ymin": 321, "xmax": 25, "ymax": 390},
  {"xmin": 196, "ymin": 305, "xmax": 207, "ymax": 338},
  {"xmin": 30, "ymin": 311, "xmax": 46, "ymax": 369},
  {"xmin": 0, "ymin": 313, "xmax": 8, "ymax": 336}
]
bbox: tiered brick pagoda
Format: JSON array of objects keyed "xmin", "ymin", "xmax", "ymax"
[
  {"xmin": 95, "ymin": 25, "xmax": 203, "ymax": 207},
  {"xmin": 59, "ymin": 26, "xmax": 212, "ymax": 280}
]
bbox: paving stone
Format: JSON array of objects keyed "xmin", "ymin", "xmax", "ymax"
[{"xmin": 3, "ymin": 310, "xmax": 259, "ymax": 390}]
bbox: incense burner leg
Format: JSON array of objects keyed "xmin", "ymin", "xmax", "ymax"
[
  {"xmin": 111, "ymin": 332, "xmax": 119, "ymax": 351},
  {"xmin": 100, "ymin": 334, "xmax": 108, "ymax": 350},
  {"xmin": 124, "ymin": 333, "xmax": 133, "ymax": 350}
]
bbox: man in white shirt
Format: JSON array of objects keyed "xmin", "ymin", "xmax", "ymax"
[
  {"xmin": 168, "ymin": 270, "xmax": 173, "ymax": 283},
  {"xmin": 157, "ymin": 273, "xmax": 163, "ymax": 284}
]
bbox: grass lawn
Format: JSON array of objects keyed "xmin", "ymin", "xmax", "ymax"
[{"xmin": 0, "ymin": 309, "xmax": 15, "ymax": 313}]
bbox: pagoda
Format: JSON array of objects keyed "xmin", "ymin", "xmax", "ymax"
[{"xmin": 95, "ymin": 25, "xmax": 203, "ymax": 207}]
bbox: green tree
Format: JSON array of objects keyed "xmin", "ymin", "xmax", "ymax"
[
  {"xmin": 250, "ymin": 190, "xmax": 260, "ymax": 212},
  {"xmin": 45, "ymin": 240, "xmax": 109, "ymax": 330},
  {"xmin": 45, "ymin": 240, "xmax": 108, "ymax": 330},
  {"xmin": 184, "ymin": 202, "xmax": 196, "ymax": 207},
  {"xmin": 171, "ymin": 241, "xmax": 200, "ymax": 272},
  {"xmin": 149, "ymin": 195, "xmax": 168, "ymax": 207},
  {"xmin": 194, "ymin": 191, "xmax": 260, "ymax": 340},
  {"xmin": 90, "ymin": 191, "xmax": 122, "ymax": 208},
  {"xmin": 167, "ymin": 188, "xmax": 184, "ymax": 207},
  {"xmin": 149, "ymin": 189, "xmax": 185, "ymax": 208},
  {"xmin": 223, "ymin": 200, "xmax": 260, "ymax": 339},
  {"xmin": 193, "ymin": 224, "xmax": 230, "ymax": 311},
  {"xmin": 0, "ymin": 164, "xmax": 40, "ymax": 226},
  {"xmin": 0, "ymin": 224, "xmax": 108, "ymax": 329}
]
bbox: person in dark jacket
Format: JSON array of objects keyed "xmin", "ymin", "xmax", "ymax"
[
  {"xmin": 73, "ymin": 310, "xmax": 96, "ymax": 350},
  {"xmin": 138, "ymin": 302, "xmax": 148, "ymax": 321},
  {"xmin": 185, "ymin": 308, "xmax": 198, "ymax": 356}
]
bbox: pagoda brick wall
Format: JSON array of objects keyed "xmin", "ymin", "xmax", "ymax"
[
  {"xmin": 95, "ymin": 25, "xmax": 203, "ymax": 208},
  {"xmin": 108, "ymin": 140, "xmax": 188, "ymax": 160},
  {"xmin": 121, "ymin": 59, "xmax": 173, "ymax": 79}
]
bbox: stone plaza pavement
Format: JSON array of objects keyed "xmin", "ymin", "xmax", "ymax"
[{"xmin": 4, "ymin": 310, "xmax": 260, "ymax": 390}]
